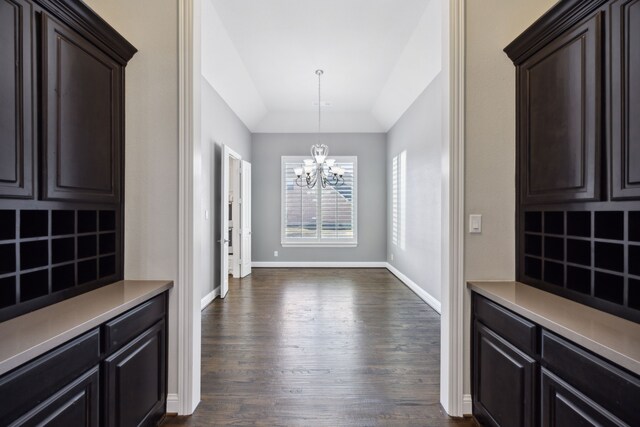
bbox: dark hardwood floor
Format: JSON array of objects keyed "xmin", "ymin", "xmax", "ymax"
[{"xmin": 161, "ymin": 268, "xmax": 475, "ymax": 426}]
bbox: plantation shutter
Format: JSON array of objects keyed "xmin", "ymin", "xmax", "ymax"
[
  {"xmin": 392, "ymin": 155, "xmax": 398, "ymax": 246},
  {"xmin": 282, "ymin": 156, "xmax": 357, "ymax": 245},
  {"xmin": 283, "ymin": 159, "xmax": 318, "ymax": 239},
  {"xmin": 320, "ymin": 161, "xmax": 355, "ymax": 240}
]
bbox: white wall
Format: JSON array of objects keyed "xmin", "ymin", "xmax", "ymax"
[
  {"xmin": 387, "ymin": 74, "xmax": 442, "ymax": 302},
  {"xmin": 251, "ymin": 133, "xmax": 387, "ymax": 263},
  {"xmin": 82, "ymin": 0, "xmax": 180, "ymax": 398},
  {"xmin": 199, "ymin": 78, "xmax": 251, "ymax": 299},
  {"xmin": 201, "ymin": 0, "xmax": 266, "ymax": 129},
  {"xmin": 373, "ymin": 0, "xmax": 441, "ymax": 130},
  {"xmin": 463, "ymin": 0, "xmax": 558, "ymax": 396}
]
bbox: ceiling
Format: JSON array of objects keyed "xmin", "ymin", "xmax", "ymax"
[{"xmin": 202, "ymin": 0, "xmax": 441, "ymax": 133}]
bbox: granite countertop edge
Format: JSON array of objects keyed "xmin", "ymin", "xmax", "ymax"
[
  {"xmin": 0, "ymin": 280, "xmax": 173, "ymax": 376},
  {"xmin": 467, "ymin": 281, "xmax": 640, "ymax": 376}
]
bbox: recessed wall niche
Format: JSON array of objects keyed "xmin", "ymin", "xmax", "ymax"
[
  {"xmin": 630, "ymin": 212, "xmax": 640, "ymax": 242},
  {"xmin": 52, "ymin": 210, "xmax": 74, "ymax": 235},
  {"xmin": 567, "ymin": 211, "xmax": 591, "ymax": 237},
  {"xmin": 567, "ymin": 266, "xmax": 591, "ymax": 295},
  {"xmin": 0, "ymin": 211, "xmax": 15, "ymax": 240}
]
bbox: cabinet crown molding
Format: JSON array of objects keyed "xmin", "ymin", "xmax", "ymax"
[
  {"xmin": 504, "ymin": 0, "xmax": 608, "ymax": 64},
  {"xmin": 38, "ymin": 0, "xmax": 137, "ymax": 64}
]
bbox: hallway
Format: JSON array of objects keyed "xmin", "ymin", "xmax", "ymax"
[{"xmin": 162, "ymin": 268, "xmax": 473, "ymax": 426}]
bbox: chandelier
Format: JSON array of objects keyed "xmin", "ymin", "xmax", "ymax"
[{"xmin": 294, "ymin": 70, "xmax": 345, "ymax": 189}]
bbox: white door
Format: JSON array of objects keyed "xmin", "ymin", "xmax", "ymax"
[
  {"xmin": 220, "ymin": 145, "xmax": 232, "ymax": 298},
  {"xmin": 240, "ymin": 161, "xmax": 252, "ymax": 277}
]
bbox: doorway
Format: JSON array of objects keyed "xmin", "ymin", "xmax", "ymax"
[
  {"xmin": 177, "ymin": 0, "xmax": 465, "ymax": 416},
  {"xmin": 220, "ymin": 145, "xmax": 252, "ymax": 299}
]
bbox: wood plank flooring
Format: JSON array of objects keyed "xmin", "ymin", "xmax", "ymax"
[{"xmin": 161, "ymin": 268, "xmax": 475, "ymax": 426}]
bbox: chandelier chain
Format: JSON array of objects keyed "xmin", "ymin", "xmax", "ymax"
[
  {"xmin": 294, "ymin": 69, "xmax": 344, "ymax": 189},
  {"xmin": 317, "ymin": 69, "xmax": 322, "ymax": 135}
]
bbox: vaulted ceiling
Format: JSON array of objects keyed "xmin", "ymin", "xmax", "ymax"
[{"xmin": 202, "ymin": 0, "xmax": 441, "ymax": 133}]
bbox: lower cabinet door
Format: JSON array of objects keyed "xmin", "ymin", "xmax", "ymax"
[
  {"xmin": 473, "ymin": 321, "xmax": 537, "ymax": 427},
  {"xmin": 104, "ymin": 320, "xmax": 166, "ymax": 427},
  {"xmin": 9, "ymin": 366, "xmax": 99, "ymax": 427},
  {"xmin": 541, "ymin": 368, "xmax": 627, "ymax": 427}
]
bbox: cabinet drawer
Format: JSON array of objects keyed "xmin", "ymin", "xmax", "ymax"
[
  {"xmin": 541, "ymin": 368, "xmax": 626, "ymax": 427},
  {"xmin": 541, "ymin": 331, "xmax": 640, "ymax": 426},
  {"xmin": 9, "ymin": 366, "xmax": 99, "ymax": 427},
  {"xmin": 104, "ymin": 293, "xmax": 165, "ymax": 353},
  {"xmin": 0, "ymin": 329, "xmax": 100, "ymax": 423},
  {"xmin": 474, "ymin": 294, "xmax": 538, "ymax": 355}
]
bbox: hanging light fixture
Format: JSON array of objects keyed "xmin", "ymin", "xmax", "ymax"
[{"xmin": 294, "ymin": 70, "xmax": 345, "ymax": 188}]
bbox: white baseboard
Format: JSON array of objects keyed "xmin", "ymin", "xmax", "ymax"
[
  {"xmin": 252, "ymin": 261, "xmax": 387, "ymax": 268},
  {"xmin": 250, "ymin": 261, "xmax": 442, "ymax": 313},
  {"xmin": 385, "ymin": 263, "xmax": 442, "ymax": 314},
  {"xmin": 200, "ymin": 286, "xmax": 220, "ymax": 310},
  {"xmin": 462, "ymin": 394, "xmax": 472, "ymax": 415},
  {"xmin": 166, "ymin": 393, "xmax": 179, "ymax": 414}
]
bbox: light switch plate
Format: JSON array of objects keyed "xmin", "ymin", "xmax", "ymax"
[{"xmin": 469, "ymin": 214, "xmax": 482, "ymax": 234}]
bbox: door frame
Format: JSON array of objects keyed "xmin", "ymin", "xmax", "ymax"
[
  {"xmin": 177, "ymin": 0, "xmax": 467, "ymax": 417},
  {"xmin": 240, "ymin": 160, "xmax": 252, "ymax": 278},
  {"xmin": 221, "ymin": 145, "xmax": 242, "ymax": 299}
]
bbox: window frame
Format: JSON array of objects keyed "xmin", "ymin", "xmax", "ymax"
[{"xmin": 280, "ymin": 155, "xmax": 358, "ymax": 247}]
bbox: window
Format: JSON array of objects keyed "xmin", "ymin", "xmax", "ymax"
[
  {"xmin": 392, "ymin": 151, "xmax": 406, "ymax": 249},
  {"xmin": 281, "ymin": 156, "xmax": 357, "ymax": 246}
]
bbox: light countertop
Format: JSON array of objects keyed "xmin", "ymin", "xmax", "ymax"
[
  {"xmin": 0, "ymin": 280, "xmax": 173, "ymax": 376},
  {"xmin": 468, "ymin": 281, "xmax": 640, "ymax": 375}
]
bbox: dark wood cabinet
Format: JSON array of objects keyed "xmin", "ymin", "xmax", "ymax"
[
  {"xmin": 41, "ymin": 13, "xmax": 122, "ymax": 203},
  {"xmin": 541, "ymin": 368, "xmax": 625, "ymax": 427},
  {"xmin": 104, "ymin": 320, "xmax": 166, "ymax": 427},
  {"xmin": 0, "ymin": 0, "xmax": 34, "ymax": 199},
  {"xmin": 0, "ymin": 293, "xmax": 168, "ymax": 427},
  {"xmin": 0, "ymin": 329, "xmax": 101, "ymax": 424},
  {"xmin": 517, "ymin": 12, "xmax": 603, "ymax": 205},
  {"xmin": 610, "ymin": 0, "xmax": 640, "ymax": 200},
  {"xmin": 473, "ymin": 321, "xmax": 536, "ymax": 427},
  {"xmin": 0, "ymin": 0, "xmax": 135, "ymax": 321},
  {"xmin": 541, "ymin": 331, "xmax": 640, "ymax": 426},
  {"xmin": 10, "ymin": 367, "xmax": 100, "ymax": 427},
  {"xmin": 471, "ymin": 293, "xmax": 640, "ymax": 427},
  {"xmin": 507, "ymin": 0, "xmax": 640, "ymax": 323}
]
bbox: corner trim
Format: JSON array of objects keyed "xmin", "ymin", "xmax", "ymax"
[
  {"xmin": 201, "ymin": 287, "xmax": 220, "ymax": 310},
  {"xmin": 177, "ymin": 0, "xmax": 201, "ymax": 416},
  {"xmin": 166, "ymin": 393, "xmax": 180, "ymax": 414},
  {"xmin": 440, "ymin": 0, "xmax": 466, "ymax": 417},
  {"xmin": 386, "ymin": 263, "xmax": 442, "ymax": 314},
  {"xmin": 463, "ymin": 394, "xmax": 472, "ymax": 416},
  {"xmin": 252, "ymin": 262, "xmax": 387, "ymax": 268}
]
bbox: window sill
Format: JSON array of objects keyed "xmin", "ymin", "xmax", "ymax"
[{"xmin": 281, "ymin": 242, "xmax": 358, "ymax": 248}]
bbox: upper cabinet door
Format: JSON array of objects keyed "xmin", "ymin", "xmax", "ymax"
[
  {"xmin": 611, "ymin": 0, "xmax": 640, "ymax": 200},
  {"xmin": 42, "ymin": 14, "xmax": 122, "ymax": 203},
  {"xmin": 0, "ymin": 0, "xmax": 33, "ymax": 199},
  {"xmin": 519, "ymin": 13, "xmax": 603, "ymax": 205}
]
